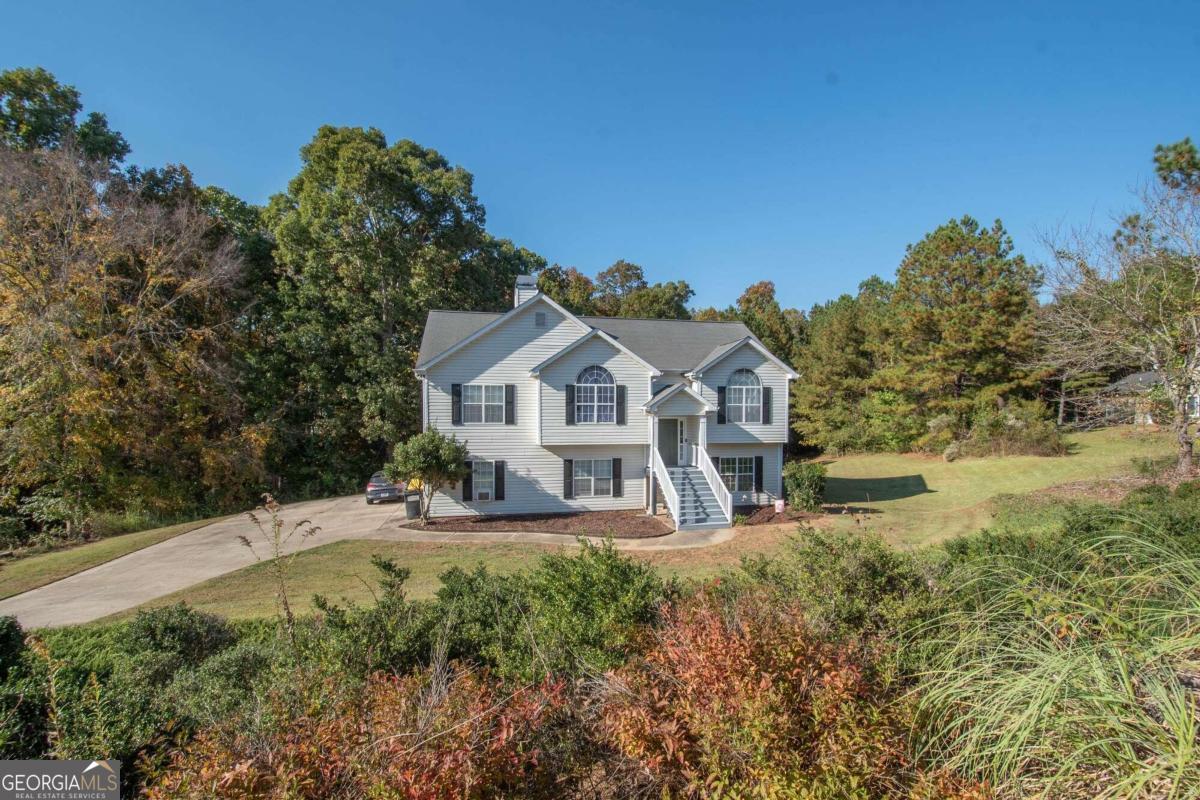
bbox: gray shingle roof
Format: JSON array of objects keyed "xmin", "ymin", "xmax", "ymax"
[
  {"xmin": 1108, "ymin": 370, "xmax": 1161, "ymax": 394},
  {"xmin": 416, "ymin": 306, "xmax": 757, "ymax": 372}
]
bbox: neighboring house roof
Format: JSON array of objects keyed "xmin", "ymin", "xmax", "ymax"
[
  {"xmin": 642, "ymin": 382, "xmax": 714, "ymax": 413},
  {"xmin": 1108, "ymin": 370, "xmax": 1162, "ymax": 394},
  {"xmin": 415, "ymin": 293, "xmax": 785, "ymax": 374},
  {"xmin": 527, "ymin": 328, "xmax": 661, "ymax": 376}
]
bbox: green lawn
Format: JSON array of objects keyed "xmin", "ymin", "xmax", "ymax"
[
  {"xmin": 100, "ymin": 539, "xmax": 557, "ymax": 622},
  {"xmin": 822, "ymin": 426, "xmax": 1173, "ymax": 546},
  {"xmin": 0, "ymin": 516, "xmax": 226, "ymax": 600},
  {"xmin": 103, "ymin": 426, "xmax": 1173, "ymax": 622}
]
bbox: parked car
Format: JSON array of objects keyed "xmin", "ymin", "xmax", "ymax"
[{"xmin": 365, "ymin": 471, "xmax": 403, "ymax": 504}]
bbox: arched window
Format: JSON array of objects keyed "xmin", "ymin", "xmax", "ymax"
[
  {"xmin": 727, "ymin": 369, "xmax": 762, "ymax": 423},
  {"xmin": 576, "ymin": 365, "xmax": 616, "ymax": 423}
]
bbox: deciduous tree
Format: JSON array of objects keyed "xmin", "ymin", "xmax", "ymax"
[
  {"xmin": 264, "ymin": 126, "xmax": 541, "ymax": 491},
  {"xmin": 384, "ymin": 429, "xmax": 470, "ymax": 522},
  {"xmin": 1040, "ymin": 155, "xmax": 1200, "ymax": 469},
  {"xmin": 0, "ymin": 67, "xmax": 129, "ymax": 167},
  {"xmin": 0, "ymin": 147, "xmax": 264, "ymax": 534}
]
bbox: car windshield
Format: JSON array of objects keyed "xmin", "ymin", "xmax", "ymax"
[{"xmin": 369, "ymin": 472, "xmax": 388, "ymax": 483}]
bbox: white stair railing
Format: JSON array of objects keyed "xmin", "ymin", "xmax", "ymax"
[
  {"xmin": 651, "ymin": 448, "xmax": 681, "ymax": 531},
  {"xmin": 699, "ymin": 448, "xmax": 733, "ymax": 524}
]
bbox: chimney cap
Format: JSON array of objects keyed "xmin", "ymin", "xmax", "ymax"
[{"xmin": 515, "ymin": 274, "xmax": 537, "ymax": 287}]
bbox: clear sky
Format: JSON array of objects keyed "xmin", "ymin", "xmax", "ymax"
[{"xmin": 6, "ymin": 0, "xmax": 1198, "ymax": 310}]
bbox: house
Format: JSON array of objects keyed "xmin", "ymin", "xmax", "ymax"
[
  {"xmin": 414, "ymin": 275, "xmax": 798, "ymax": 530},
  {"xmin": 1105, "ymin": 370, "xmax": 1200, "ymax": 426}
]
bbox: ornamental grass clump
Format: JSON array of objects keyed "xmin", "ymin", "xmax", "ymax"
[{"xmin": 915, "ymin": 521, "xmax": 1200, "ymax": 798}]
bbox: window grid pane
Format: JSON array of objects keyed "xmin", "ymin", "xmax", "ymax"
[
  {"xmin": 463, "ymin": 384, "xmax": 505, "ymax": 424},
  {"xmin": 472, "ymin": 460, "xmax": 494, "ymax": 501},
  {"xmin": 572, "ymin": 459, "xmax": 613, "ymax": 497}
]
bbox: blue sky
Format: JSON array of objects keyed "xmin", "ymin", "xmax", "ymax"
[{"xmin": 6, "ymin": 0, "xmax": 1198, "ymax": 310}]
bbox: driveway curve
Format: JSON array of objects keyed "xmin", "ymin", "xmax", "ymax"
[{"xmin": 0, "ymin": 496, "xmax": 735, "ymax": 628}]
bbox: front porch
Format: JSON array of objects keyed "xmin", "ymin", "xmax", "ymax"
[{"xmin": 643, "ymin": 384, "xmax": 732, "ymax": 530}]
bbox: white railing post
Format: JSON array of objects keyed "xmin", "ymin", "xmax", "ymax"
[
  {"xmin": 698, "ymin": 446, "xmax": 733, "ymax": 524},
  {"xmin": 652, "ymin": 448, "xmax": 681, "ymax": 531}
]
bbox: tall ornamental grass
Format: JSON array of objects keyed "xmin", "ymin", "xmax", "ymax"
[{"xmin": 915, "ymin": 520, "xmax": 1200, "ymax": 799}]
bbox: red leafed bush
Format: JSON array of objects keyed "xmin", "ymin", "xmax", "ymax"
[
  {"xmin": 596, "ymin": 590, "xmax": 986, "ymax": 799},
  {"xmin": 145, "ymin": 663, "xmax": 568, "ymax": 800}
]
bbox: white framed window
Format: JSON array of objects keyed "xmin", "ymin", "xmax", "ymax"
[
  {"xmin": 726, "ymin": 369, "xmax": 762, "ymax": 424},
  {"xmin": 575, "ymin": 366, "xmax": 616, "ymax": 424},
  {"xmin": 573, "ymin": 458, "xmax": 613, "ymax": 497},
  {"xmin": 720, "ymin": 456, "xmax": 755, "ymax": 493},
  {"xmin": 463, "ymin": 384, "xmax": 505, "ymax": 424},
  {"xmin": 472, "ymin": 460, "xmax": 495, "ymax": 501}
]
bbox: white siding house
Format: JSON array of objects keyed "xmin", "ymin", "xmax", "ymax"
[{"xmin": 415, "ymin": 275, "xmax": 798, "ymax": 529}]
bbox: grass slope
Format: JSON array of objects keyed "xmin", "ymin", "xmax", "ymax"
[
  {"xmin": 822, "ymin": 426, "xmax": 1172, "ymax": 545},
  {"xmin": 0, "ymin": 517, "xmax": 225, "ymax": 600},
  {"xmin": 108, "ymin": 427, "xmax": 1173, "ymax": 622}
]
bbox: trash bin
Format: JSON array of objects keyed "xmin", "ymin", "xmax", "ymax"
[{"xmin": 405, "ymin": 493, "xmax": 421, "ymax": 520}]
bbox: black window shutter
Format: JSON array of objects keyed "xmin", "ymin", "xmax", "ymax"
[
  {"xmin": 565, "ymin": 385, "xmax": 575, "ymax": 425},
  {"xmin": 451, "ymin": 384, "xmax": 463, "ymax": 425},
  {"xmin": 754, "ymin": 456, "xmax": 764, "ymax": 493},
  {"xmin": 504, "ymin": 385, "xmax": 516, "ymax": 425},
  {"xmin": 611, "ymin": 458, "xmax": 622, "ymax": 496},
  {"xmin": 616, "ymin": 385, "xmax": 627, "ymax": 425},
  {"xmin": 716, "ymin": 386, "xmax": 727, "ymax": 424},
  {"xmin": 563, "ymin": 459, "xmax": 574, "ymax": 498},
  {"xmin": 762, "ymin": 386, "xmax": 772, "ymax": 424},
  {"xmin": 462, "ymin": 460, "xmax": 473, "ymax": 501},
  {"xmin": 713, "ymin": 455, "xmax": 721, "ymax": 473},
  {"xmin": 494, "ymin": 461, "xmax": 505, "ymax": 500}
]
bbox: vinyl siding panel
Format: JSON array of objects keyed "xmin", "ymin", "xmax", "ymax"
[
  {"xmin": 708, "ymin": 443, "xmax": 781, "ymax": 506},
  {"xmin": 540, "ymin": 337, "xmax": 653, "ymax": 445},
  {"xmin": 698, "ymin": 345, "xmax": 790, "ymax": 444},
  {"xmin": 656, "ymin": 390, "xmax": 707, "ymax": 417},
  {"xmin": 430, "ymin": 444, "xmax": 647, "ymax": 516},
  {"xmin": 425, "ymin": 302, "xmax": 584, "ymax": 435}
]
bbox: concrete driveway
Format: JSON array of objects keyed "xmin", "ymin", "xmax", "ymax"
[
  {"xmin": 0, "ymin": 497, "xmax": 739, "ymax": 629},
  {"xmin": 0, "ymin": 495, "xmax": 412, "ymax": 629}
]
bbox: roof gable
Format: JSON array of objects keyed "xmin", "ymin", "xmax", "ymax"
[
  {"xmin": 529, "ymin": 328, "xmax": 660, "ymax": 377},
  {"xmin": 415, "ymin": 293, "xmax": 589, "ymax": 371},
  {"xmin": 689, "ymin": 337, "xmax": 798, "ymax": 379},
  {"xmin": 643, "ymin": 383, "xmax": 714, "ymax": 414}
]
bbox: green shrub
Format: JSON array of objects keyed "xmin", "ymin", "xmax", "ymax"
[
  {"xmin": 125, "ymin": 604, "xmax": 235, "ymax": 667},
  {"xmin": 739, "ymin": 529, "xmax": 940, "ymax": 650},
  {"xmin": 312, "ymin": 557, "xmax": 439, "ymax": 677},
  {"xmin": 782, "ymin": 461, "xmax": 826, "ymax": 511},
  {"xmin": 168, "ymin": 640, "xmax": 280, "ymax": 730},
  {"xmin": 0, "ymin": 516, "xmax": 27, "ymax": 550},
  {"xmin": 0, "ymin": 617, "xmax": 24, "ymax": 682},
  {"xmin": 437, "ymin": 540, "xmax": 669, "ymax": 680},
  {"xmin": 959, "ymin": 399, "xmax": 1066, "ymax": 458}
]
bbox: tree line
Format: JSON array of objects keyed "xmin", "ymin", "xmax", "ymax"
[{"xmin": 2, "ymin": 65, "xmax": 1197, "ymax": 545}]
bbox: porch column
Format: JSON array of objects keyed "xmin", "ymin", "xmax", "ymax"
[
  {"xmin": 699, "ymin": 414, "xmax": 707, "ymax": 451},
  {"xmin": 647, "ymin": 413, "xmax": 658, "ymax": 515}
]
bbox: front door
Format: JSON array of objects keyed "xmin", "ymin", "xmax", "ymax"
[
  {"xmin": 677, "ymin": 420, "xmax": 690, "ymax": 466},
  {"xmin": 657, "ymin": 418, "xmax": 678, "ymax": 467}
]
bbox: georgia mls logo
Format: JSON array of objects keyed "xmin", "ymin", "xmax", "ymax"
[{"xmin": 0, "ymin": 759, "xmax": 120, "ymax": 799}]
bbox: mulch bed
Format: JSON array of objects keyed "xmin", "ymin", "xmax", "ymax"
[
  {"xmin": 1028, "ymin": 476, "xmax": 1152, "ymax": 504},
  {"xmin": 406, "ymin": 510, "xmax": 673, "ymax": 538},
  {"xmin": 734, "ymin": 505, "xmax": 820, "ymax": 526}
]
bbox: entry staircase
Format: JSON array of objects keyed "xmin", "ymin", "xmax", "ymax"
[
  {"xmin": 666, "ymin": 466, "xmax": 729, "ymax": 529},
  {"xmin": 652, "ymin": 447, "xmax": 733, "ymax": 531}
]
